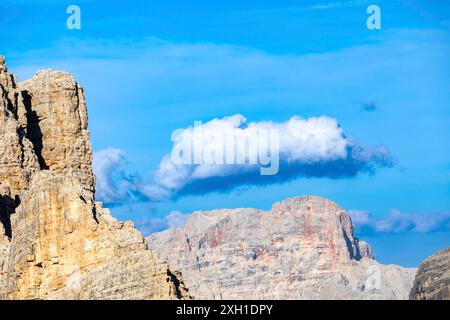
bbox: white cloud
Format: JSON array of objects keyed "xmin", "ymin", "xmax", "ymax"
[
  {"xmin": 92, "ymin": 148, "xmax": 162, "ymax": 205},
  {"xmin": 349, "ymin": 209, "xmax": 450, "ymax": 234},
  {"xmin": 309, "ymin": 1, "xmax": 366, "ymax": 11},
  {"xmin": 348, "ymin": 210, "xmax": 372, "ymax": 226},
  {"xmin": 165, "ymin": 210, "xmax": 190, "ymax": 228},
  {"xmin": 135, "ymin": 210, "xmax": 190, "ymax": 235},
  {"xmin": 92, "ymin": 148, "xmax": 127, "ymax": 204},
  {"xmin": 92, "ymin": 114, "xmax": 392, "ymax": 203},
  {"xmin": 152, "ymin": 114, "xmax": 391, "ymax": 198}
]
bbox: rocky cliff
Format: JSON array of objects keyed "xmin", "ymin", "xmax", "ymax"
[
  {"xmin": 149, "ymin": 196, "xmax": 417, "ymax": 299},
  {"xmin": 410, "ymin": 247, "xmax": 450, "ymax": 300},
  {"xmin": 0, "ymin": 56, "xmax": 187, "ymax": 300}
]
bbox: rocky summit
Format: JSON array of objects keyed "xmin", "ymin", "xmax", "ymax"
[
  {"xmin": 148, "ymin": 196, "xmax": 417, "ymax": 300},
  {"xmin": 410, "ymin": 247, "xmax": 450, "ymax": 300},
  {"xmin": 0, "ymin": 56, "xmax": 187, "ymax": 300}
]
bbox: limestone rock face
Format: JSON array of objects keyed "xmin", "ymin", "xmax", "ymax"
[
  {"xmin": 149, "ymin": 196, "xmax": 417, "ymax": 300},
  {"xmin": 0, "ymin": 57, "xmax": 39, "ymax": 197},
  {"xmin": 0, "ymin": 56, "xmax": 187, "ymax": 300},
  {"xmin": 410, "ymin": 247, "xmax": 450, "ymax": 300},
  {"xmin": 20, "ymin": 70, "xmax": 95, "ymax": 195}
]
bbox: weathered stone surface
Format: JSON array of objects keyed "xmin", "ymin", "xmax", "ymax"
[
  {"xmin": 0, "ymin": 185, "xmax": 12, "ymax": 299},
  {"xmin": 149, "ymin": 196, "xmax": 417, "ymax": 300},
  {"xmin": 0, "ymin": 56, "xmax": 187, "ymax": 300},
  {"xmin": 0, "ymin": 57, "xmax": 40, "ymax": 197},
  {"xmin": 410, "ymin": 247, "xmax": 450, "ymax": 300},
  {"xmin": 3, "ymin": 172, "xmax": 182, "ymax": 299},
  {"xmin": 20, "ymin": 70, "xmax": 95, "ymax": 194}
]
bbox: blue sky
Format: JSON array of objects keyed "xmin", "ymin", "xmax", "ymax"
[{"xmin": 1, "ymin": 0, "xmax": 449, "ymax": 267}]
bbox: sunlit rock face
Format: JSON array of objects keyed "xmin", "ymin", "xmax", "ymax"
[
  {"xmin": 0, "ymin": 56, "xmax": 188, "ymax": 300},
  {"xmin": 149, "ymin": 196, "xmax": 416, "ymax": 300}
]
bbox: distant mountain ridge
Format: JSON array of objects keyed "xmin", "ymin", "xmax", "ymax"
[{"xmin": 149, "ymin": 195, "xmax": 417, "ymax": 299}]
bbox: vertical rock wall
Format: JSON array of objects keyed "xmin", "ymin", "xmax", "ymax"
[{"xmin": 0, "ymin": 56, "xmax": 188, "ymax": 300}]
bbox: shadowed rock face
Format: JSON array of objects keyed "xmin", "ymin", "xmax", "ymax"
[
  {"xmin": 0, "ymin": 56, "xmax": 188, "ymax": 300},
  {"xmin": 149, "ymin": 196, "xmax": 417, "ymax": 300},
  {"xmin": 0, "ymin": 57, "xmax": 39, "ymax": 197},
  {"xmin": 410, "ymin": 247, "xmax": 450, "ymax": 300}
]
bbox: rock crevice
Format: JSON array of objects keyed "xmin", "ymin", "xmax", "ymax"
[{"xmin": 410, "ymin": 247, "xmax": 450, "ymax": 300}]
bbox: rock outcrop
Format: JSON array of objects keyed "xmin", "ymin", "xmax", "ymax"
[
  {"xmin": 0, "ymin": 56, "xmax": 187, "ymax": 300},
  {"xmin": 410, "ymin": 247, "xmax": 450, "ymax": 300},
  {"xmin": 149, "ymin": 196, "xmax": 417, "ymax": 299},
  {"xmin": 20, "ymin": 70, "xmax": 95, "ymax": 195}
]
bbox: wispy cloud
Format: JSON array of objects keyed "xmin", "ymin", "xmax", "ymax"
[
  {"xmin": 349, "ymin": 209, "xmax": 373, "ymax": 225},
  {"xmin": 349, "ymin": 209, "xmax": 450, "ymax": 234},
  {"xmin": 92, "ymin": 148, "xmax": 171, "ymax": 206},
  {"xmin": 93, "ymin": 148, "xmax": 140, "ymax": 206},
  {"xmin": 231, "ymin": 0, "xmax": 369, "ymax": 16},
  {"xmin": 309, "ymin": 0, "xmax": 368, "ymax": 11},
  {"xmin": 135, "ymin": 210, "xmax": 190, "ymax": 235}
]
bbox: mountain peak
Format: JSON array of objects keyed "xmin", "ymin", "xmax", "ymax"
[{"xmin": 148, "ymin": 196, "xmax": 416, "ymax": 299}]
